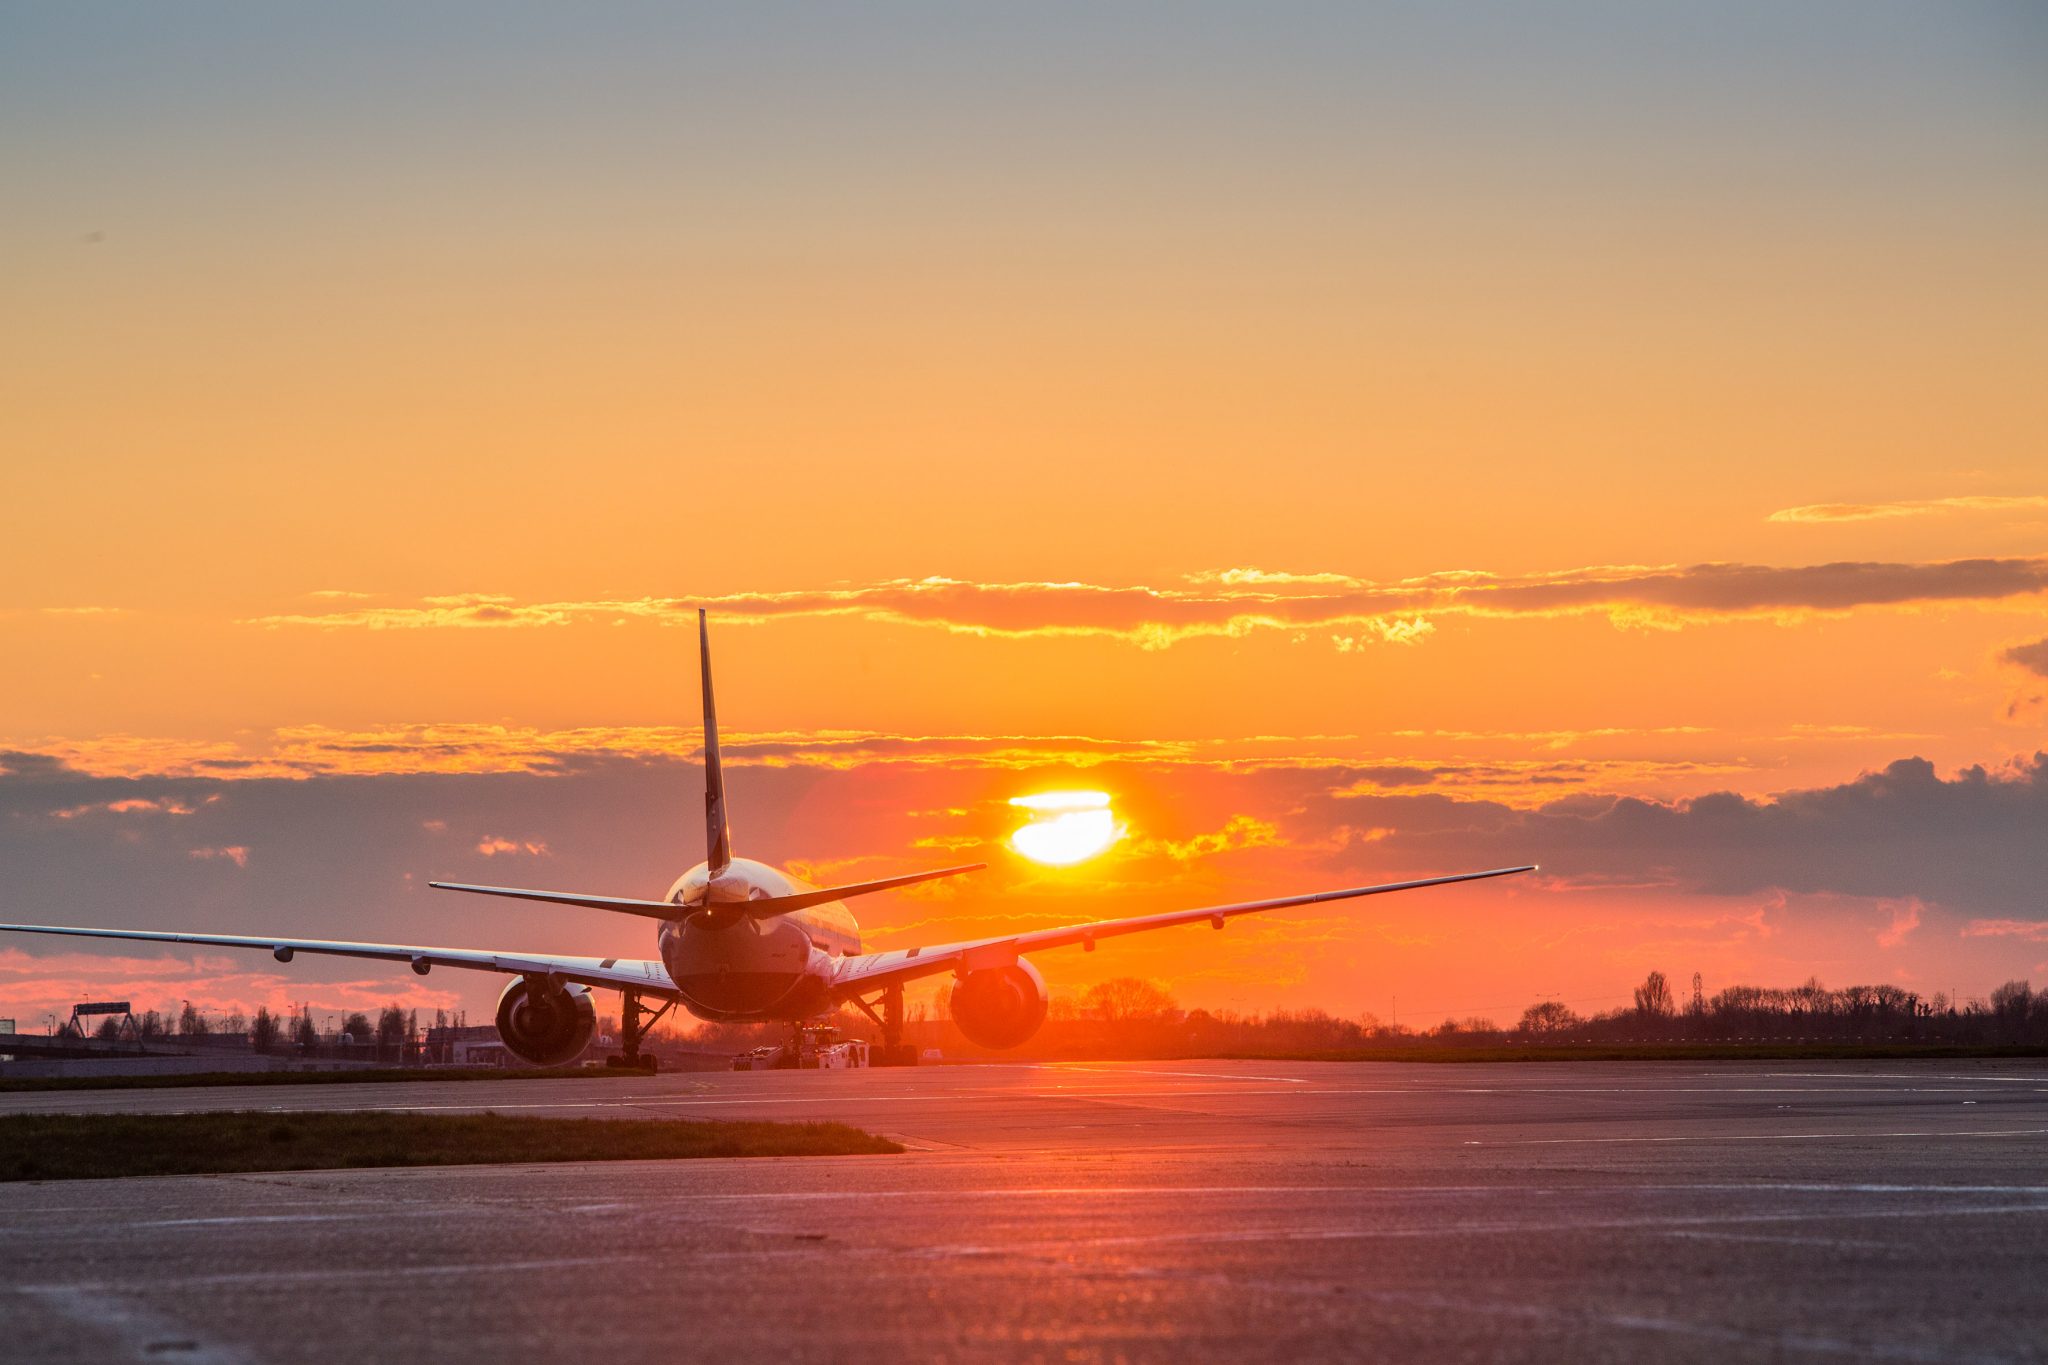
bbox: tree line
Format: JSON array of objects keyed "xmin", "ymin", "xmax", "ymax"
[
  {"xmin": 98, "ymin": 1003, "xmax": 426, "ymax": 1061},
  {"xmin": 898, "ymin": 973, "xmax": 2048, "ymax": 1058},
  {"xmin": 1516, "ymin": 970, "xmax": 2048, "ymax": 1046}
]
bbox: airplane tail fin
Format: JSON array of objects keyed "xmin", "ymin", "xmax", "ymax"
[{"xmin": 700, "ymin": 609, "xmax": 732, "ymax": 875}]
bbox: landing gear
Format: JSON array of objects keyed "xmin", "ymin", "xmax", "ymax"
[
  {"xmin": 855, "ymin": 983, "xmax": 918, "ymax": 1067},
  {"xmin": 770, "ymin": 1019, "xmax": 806, "ymax": 1069},
  {"xmin": 606, "ymin": 991, "xmax": 671, "ymax": 1072}
]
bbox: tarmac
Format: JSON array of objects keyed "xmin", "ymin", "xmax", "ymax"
[{"xmin": 2, "ymin": 1058, "xmax": 2045, "ymax": 1363}]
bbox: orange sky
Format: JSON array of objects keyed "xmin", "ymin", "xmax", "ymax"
[{"xmin": 2, "ymin": 5, "xmax": 2045, "ymax": 1030}]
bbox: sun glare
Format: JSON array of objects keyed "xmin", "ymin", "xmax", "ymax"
[{"xmin": 1008, "ymin": 790, "xmax": 1122, "ymax": 866}]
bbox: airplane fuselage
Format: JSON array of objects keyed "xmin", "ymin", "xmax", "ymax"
[{"xmin": 658, "ymin": 857, "xmax": 860, "ymax": 1022}]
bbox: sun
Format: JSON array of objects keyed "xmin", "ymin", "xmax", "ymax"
[{"xmin": 1008, "ymin": 790, "xmax": 1123, "ymax": 866}]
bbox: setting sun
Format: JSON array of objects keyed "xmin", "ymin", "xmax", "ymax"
[{"xmin": 1008, "ymin": 791, "xmax": 1124, "ymax": 866}]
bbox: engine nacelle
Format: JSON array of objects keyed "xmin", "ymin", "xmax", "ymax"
[
  {"xmin": 948, "ymin": 958, "xmax": 1049, "ymax": 1050},
  {"xmin": 494, "ymin": 976, "xmax": 597, "ymax": 1066}
]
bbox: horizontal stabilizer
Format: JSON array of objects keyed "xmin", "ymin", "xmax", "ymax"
[
  {"xmin": 429, "ymin": 862, "xmax": 985, "ymax": 922},
  {"xmin": 427, "ymin": 883, "xmax": 687, "ymax": 920},
  {"xmin": 735, "ymin": 863, "xmax": 985, "ymax": 918}
]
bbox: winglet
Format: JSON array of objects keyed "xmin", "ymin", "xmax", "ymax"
[{"xmin": 700, "ymin": 609, "xmax": 732, "ymax": 875}]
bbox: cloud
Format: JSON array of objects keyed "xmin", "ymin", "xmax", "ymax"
[
  {"xmin": 1392, "ymin": 726, "xmax": 1711, "ymax": 752},
  {"xmin": 475, "ymin": 836, "xmax": 549, "ymax": 857},
  {"xmin": 1, "ymin": 742, "xmax": 2041, "ymax": 1021},
  {"xmin": 236, "ymin": 555, "xmax": 2048, "ymax": 647},
  {"xmin": 1768, "ymin": 495, "xmax": 2048, "ymax": 524},
  {"xmin": 2, "ymin": 727, "xmax": 1748, "ymax": 804},
  {"xmin": 189, "ymin": 845, "xmax": 249, "ymax": 868},
  {"xmin": 307, "ymin": 589, "xmax": 374, "ymax": 600},
  {"xmin": 1961, "ymin": 920, "xmax": 2048, "ymax": 943},
  {"xmin": 1877, "ymin": 900, "xmax": 1923, "ymax": 949},
  {"xmin": 1140, "ymin": 815, "xmax": 1284, "ymax": 863},
  {"xmin": 1333, "ymin": 618, "xmax": 1434, "ymax": 649},
  {"xmin": 1333, "ymin": 753, "xmax": 2048, "ymax": 919},
  {"xmin": 1185, "ymin": 568, "xmax": 1365, "ymax": 588},
  {"xmin": 37, "ymin": 606, "xmax": 129, "ymax": 617},
  {"xmin": 2002, "ymin": 638, "xmax": 2048, "ymax": 679},
  {"xmin": 52, "ymin": 797, "xmax": 195, "ymax": 819},
  {"xmin": 1334, "ymin": 765, "xmax": 1437, "ymax": 789}
]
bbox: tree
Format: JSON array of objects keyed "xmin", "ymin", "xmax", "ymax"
[
  {"xmin": 340, "ymin": 1012, "xmax": 373, "ymax": 1045},
  {"xmin": 1990, "ymin": 980, "xmax": 2034, "ymax": 1040},
  {"xmin": 1634, "ymin": 971, "xmax": 1675, "ymax": 1018},
  {"xmin": 136, "ymin": 1010, "xmax": 165, "ymax": 1041},
  {"xmin": 178, "ymin": 1001, "xmax": 210, "ymax": 1037},
  {"xmin": 377, "ymin": 1005, "xmax": 408, "ymax": 1058},
  {"xmin": 250, "ymin": 1006, "xmax": 279, "ymax": 1053},
  {"xmin": 1518, "ymin": 1001, "xmax": 1583, "ymax": 1035},
  {"xmin": 1082, "ymin": 977, "xmax": 1178, "ymax": 1023},
  {"xmin": 293, "ymin": 1010, "xmax": 319, "ymax": 1052},
  {"xmin": 95, "ymin": 1016, "xmax": 121, "ymax": 1041}
]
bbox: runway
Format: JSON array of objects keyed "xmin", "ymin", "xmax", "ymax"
[{"xmin": 3, "ymin": 1059, "xmax": 2046, "ymax": 1362}]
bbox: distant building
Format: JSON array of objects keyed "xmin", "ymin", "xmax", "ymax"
[{"xmin": 423, "ymin": 1023, "xmax": 513, "ymax": 1067}]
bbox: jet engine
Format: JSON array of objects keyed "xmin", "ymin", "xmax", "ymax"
[
  {"xmin": 948, "ymin": 958, "xmax": 1049, "ymax": 1050},
  {"xmin": 494, "ymin": 975, "xmax": 596, "ymax": 1066}
]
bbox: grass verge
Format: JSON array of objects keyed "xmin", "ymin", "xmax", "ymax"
[{"xmin": 0, "ymin": 1111, "xmax": 899, "ymax": 1181}]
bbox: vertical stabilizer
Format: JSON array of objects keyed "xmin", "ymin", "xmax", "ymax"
[{"xmin": 699, "ymin": 609, "xmax": 733, "ymax": 874}]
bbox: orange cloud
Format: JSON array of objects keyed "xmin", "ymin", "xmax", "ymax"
[
  {"xmin": 1961, "ymin": 919, "xmax": 2048, "ymax": 942},
  {"xmin": 1768, "ymin": 495, "xmax": 2048, "ymax": 524},
  {"xmin": 4, "ymin": 726, "xmax": 1753, "ymax": 807},
  {"xmin": 1876, "ymin": 899, "xmax": 1923, "ymax": 949},
  {"xmin": 1138, "ymin": 814, "xmax": 1285, "ymax": 863},
  {"xmin": 237, "ymin": 555, "xmax": 2048, "ymax": 647},
  {"xmin": 475, "ymin": 836, "xmax": 549, "ymax": 857}
]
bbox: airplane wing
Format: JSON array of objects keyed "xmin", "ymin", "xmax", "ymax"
[
  {"xmin": 0, "ymin": 922, "xmax": 679, "ymax": 998},
  {"xmin": 830, "ymin": 864, "xmax": 1535, "ymax": 999}
]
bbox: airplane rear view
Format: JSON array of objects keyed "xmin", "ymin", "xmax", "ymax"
[{"xmin": 0, "ymin": 613, "xmax": 1535, "ymax": 1067}]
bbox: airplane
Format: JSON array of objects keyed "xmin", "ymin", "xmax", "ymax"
[{"xmin": 0, "ymin": 612, "xmax": 1535, "ymax": 1069}]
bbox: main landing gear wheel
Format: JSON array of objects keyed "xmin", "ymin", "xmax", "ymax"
[{"xmin": 610, "ymin": 990, "xmax": 671, "ymax": 1072}]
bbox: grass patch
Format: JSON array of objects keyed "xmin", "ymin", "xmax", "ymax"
[
  {"xmin": 0, "ymin": 1066, "xmax": 649, "ymax": 1094},
  {"xmin": 0, "ymin": 1111, "xmax": 899, "ymax": 1182}
]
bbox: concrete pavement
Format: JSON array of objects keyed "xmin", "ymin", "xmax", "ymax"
[{"xmin": 2, "ymin": 1059, "xmax": 2044, "ymax": 1362}]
